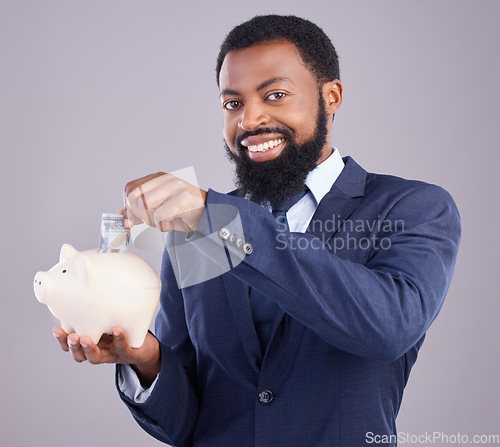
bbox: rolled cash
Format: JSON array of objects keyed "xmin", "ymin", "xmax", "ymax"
[{"xmin": 99, "ymin": 213, "xmax": 130, "ymax": 253}]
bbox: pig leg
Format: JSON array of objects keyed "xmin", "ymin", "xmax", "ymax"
[
  {"xmin": 73, "ymin": 326, "xmax": 104, "ymax": 345},
  {"xmin": 61, "ymin": 322, "xmax": 75, "ymax": 334},
  {"xmin": 126, "ymin": 325, "xmax": 148, "ymax": 348},
  {"xmin": 85, "ymin": 329, "xmax": 104, "ymax": 346}
]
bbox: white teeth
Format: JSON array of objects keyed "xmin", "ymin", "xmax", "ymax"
[{"xmin": 246, "ymin": 138, "xmax": 284, "ymax": 152}]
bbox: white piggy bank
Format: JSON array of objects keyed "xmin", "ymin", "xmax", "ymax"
[{"xmin": 34, "ymin": 244, "xmax": 161, "ymax": 348}]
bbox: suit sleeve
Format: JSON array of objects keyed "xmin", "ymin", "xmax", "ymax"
[
  {"xmin": 116, "ymin": 246, "xmax": 198, "ymax": 447},
  {"xmin": 197, "ymin": 183, "xmax": 461, "ymax": 361}
]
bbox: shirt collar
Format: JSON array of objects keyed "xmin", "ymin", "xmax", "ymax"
[{"xmin": 305, "ymin": 147, "xmax": 345, "ymax": 206}]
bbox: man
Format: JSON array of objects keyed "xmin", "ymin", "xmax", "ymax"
[{"xmin": 53, "ymin": 15, "xmax": 461, "ymax": 447}]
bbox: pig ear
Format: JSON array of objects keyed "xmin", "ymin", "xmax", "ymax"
[
  {"xmin": 60, "ymin": 244, "xmax": 79, "ymax": 262},
  {"xmin": 75, "ymin": 254, "xmax": 92, "ymax": 284}
]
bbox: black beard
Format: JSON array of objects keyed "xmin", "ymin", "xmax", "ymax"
[{"xmin": 224, "ymin": 96, "xmax": 328, "ymax": 208}]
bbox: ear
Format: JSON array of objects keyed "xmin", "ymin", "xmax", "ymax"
[
  {"xmin": 75, "ymin": 254, "xmax": 92, "ymax": 285},
  {"xmin": 322, "ymin": 79, "xmax": 343, "ymax": 116},
  {"xmin": 59, "ymin": 244, "xmax": 79, "ymax": 262}
]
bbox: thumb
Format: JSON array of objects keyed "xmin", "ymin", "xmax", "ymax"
[{"xmin": 122, "ymin": 208, "xmax": 142, "ymax": 229}]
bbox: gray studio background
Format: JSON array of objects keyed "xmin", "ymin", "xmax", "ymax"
[{"xmin": 1, "ymin": 1, "xmax": 498, "ymax": 446}]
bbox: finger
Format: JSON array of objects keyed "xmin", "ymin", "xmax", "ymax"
[
  {"xmin": 111, "ymin": 326, "xmax": 132, "ymax": 361},
  {"xmin": 137, "ymin": 175, "xmax": 182, "ymax": 211},
  {"xmin": 124, "ymin": 172, "xmax": 168, "ymax": 210},
  {"xmin": 117, "ymin": 208, "xmax": 139, "ymax": 230},
  {"xmin": 122, "ymin": 207, "xmax": 143, "ymax": 229},
  {"xmin": 162, "ymin": 216, "xmax": 191, "ymax": 232},
  {"xmin": 153, "ymin": 202, "xmax": 177, "ymax": 232},
  {"xmin": 79, "ymin": 336, "xmax": 103, "ymax": 365},
  {"xmin": 173, "ymin": 215, "xmax": 197, "ymax": 232},
  {"xmin": 125, "ymin": 177, "xmax": 173, "ymax": 227},
  {"xmin": 153, "ymin": 197, "xmax": 205, "ymax": 232},
  {"xmin": 53, "ymin": 327, "xmax": 70, "ymax": 352},
  {"xmin": 124, "ymin": 172, "xmax": 167, "ymax": 196},
  {"xmin": 67, "ymin": 333, "xmax": 87, "ymax": 363},
  {"xmin": 124, "ymin": 186, "xmax": 157, "ymax": 227},
  {"xmin": 115, "ymin": 208, "xmax": 142, "ymax": 230},
  {"xmin": 127, "ymin": 176, "xmax": 178, "ymax": 223},
  {"xmin": 140, "ymin": 176, "xmax": 204, "ymax": 212},
  {"xmin": 125, "ymin": 172, "xmax": 170, "ymax": 198},
  {"xmin": 151, "ymin": 189, "xmax": 189, "ymax": 228}
]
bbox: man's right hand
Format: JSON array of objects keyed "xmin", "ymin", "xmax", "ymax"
[
  {"xmin": 53, "ymin": 326, "xmax": 161, "ymax": 388},
  {"xmin": 122, "ymin": 172, "xmax": 208, "ymax": 233}
]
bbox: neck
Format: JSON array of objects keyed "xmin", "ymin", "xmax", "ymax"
[{"xmin": 316, "ymin": 140, "xmax": 333, "ymax": 165}]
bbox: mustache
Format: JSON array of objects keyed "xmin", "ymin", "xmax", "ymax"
[{"xmin": 235, "ymin": 126, "xmax": 296, "ymax": 149}]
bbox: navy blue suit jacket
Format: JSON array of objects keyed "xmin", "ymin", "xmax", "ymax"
[{"xmin": 117, "ymin": 157, "xmax": 461, "ymax": 447}]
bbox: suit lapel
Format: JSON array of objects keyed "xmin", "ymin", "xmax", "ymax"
[{"xmin": 307, "ymin": 156, "xmax": 367, "ymax": 243}]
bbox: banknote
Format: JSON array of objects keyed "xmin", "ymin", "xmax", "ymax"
[{"xmin": 99, "ymin": 213, "xmax": 130, "ymax": 253}]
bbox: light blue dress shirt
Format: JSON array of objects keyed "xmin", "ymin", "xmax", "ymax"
[{"xmin": 287, "ymin": 147, "xmax": 344, "ymax": 233}]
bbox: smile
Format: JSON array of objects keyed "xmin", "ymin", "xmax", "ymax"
[{"xmin": 243, "ymin": 138, "xmax": 285, "ymax": 153}]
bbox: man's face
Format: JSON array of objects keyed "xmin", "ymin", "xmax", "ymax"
[{"xmin": 219, "ymin": 40, "xmax": 333, "ymax": 207}]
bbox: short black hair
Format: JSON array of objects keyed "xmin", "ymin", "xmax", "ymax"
[{"xmin": 216, "ymin": 14, "xmax": 340, "ymax": 87}]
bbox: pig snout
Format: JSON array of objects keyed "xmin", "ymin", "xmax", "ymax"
[{"xmin": 34, "ymin": 271, "xmax": 51, "ymax": 303}]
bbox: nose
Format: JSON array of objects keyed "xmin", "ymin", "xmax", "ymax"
[
  {"xmin": 34, "ymin": 271, "xmax": 48, "ymax": 303},
  {"xmin": 238, "ymin": 101, "xmax": 270, "ymax": 131}
]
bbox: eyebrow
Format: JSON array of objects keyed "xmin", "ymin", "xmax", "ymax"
[{"xmin": 220, "ymin": 77, "xmax": 293, "ymax": 97}]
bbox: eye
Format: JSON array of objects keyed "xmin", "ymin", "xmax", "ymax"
[
  {"xmin": 267, "ymin": 92, "xmax": 286, "ymax": 101},
  {"xmin": 223, "ymin": 100, "xmax": 241, "ymax": 110},
  {"xmin": 62, "ymin": 269, "xmax": 67, "ymax": 273}
]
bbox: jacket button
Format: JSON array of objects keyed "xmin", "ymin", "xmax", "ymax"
[
  {"xmin": 228, "ymin": 233, "xmax": 238, "ymax": 245},
  {"xmin": 243, "ymin": 242, "xmax": 253, "ymax": 255},
  {"xmin": 258, "ymin": 389, "xmax": 274, "ymax": 404},
  {"xmin": 218, "ymin": 227, "xmax": 231, "ymax": 240},
  {"xmin": 235, "ymin": 237, "xmax": 244, "ymax": 249}
]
